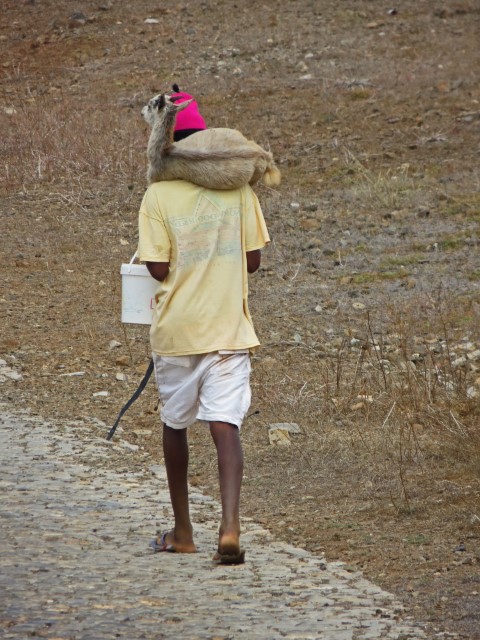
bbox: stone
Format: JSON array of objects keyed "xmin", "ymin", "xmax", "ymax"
[
  {"xmin": 300, "ymin": 219, "xmax": 321, "ymax": 231},
  {"xmin": 269, "ymin": 422, "xmax": 302, "ymax": 434},
  {"xmin": 68, "ymin": 12, "xmax": 87, "ymax": 28},
  {"xmin": 58, "ymin": 371, "xmax": 86, "ymax": 377},
  {"xmin": 268, "ymin": 429, "xmax": 291, "ymax": 446},
  {"xmin": 0, "ymin": 364, "xmax": 23, "ymax": 382}
]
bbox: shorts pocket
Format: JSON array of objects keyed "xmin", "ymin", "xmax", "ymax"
[{"xmin": 160, "ymin": 356, "xmax": 192, "ymax": 368}]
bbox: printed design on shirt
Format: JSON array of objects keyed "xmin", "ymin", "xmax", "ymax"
[{"xmin": 167, "ymin": 194, "xmax": 241, "ymax": 268}]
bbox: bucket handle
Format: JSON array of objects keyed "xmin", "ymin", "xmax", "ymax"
[{"xmin": 129, "ymin": 252, "xmax": 138, "ymax": 265}]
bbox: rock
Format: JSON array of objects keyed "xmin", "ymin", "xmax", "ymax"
[
  {"xmin": 0, "ymin": 363, "xmax": 23, "ymax": 382},
  {"xmin": 109, "ymin": 340, "xmax": 122, "ymax": 350},
  {"xmin": 350, "ymin": 402, "xmax": 365, "ymax": 411},
  {"xmin": 132, "ymin": 429, "xmax": 152, "ymax": 436},
  {"xmin": 135, "ymin": 363, "xmax": 151, "ymax": 375},
  {"xmin": 269, "ymin": 422, "xmax": 302, "ymax": 434},
  {"xmin": 116, "ymin": 355, "xmax": 130, "ymax": 366},
  {"xmin": 58, "ymin": 371, "xmax": 86, "ymax": 377},
  {"xmin": 300, "ymin": 219, "xmax": 321, "ymax": 231},
  {"xmin": 89, "ymin": 417, "xmax": 107, "ymax": 428},
  {"xmin": 115, "ymin": 373, "xmax": 128, "ymax": 381},
  {"xmin": 268, "ymin": 429, "xmax": 291, "ymax": 446},
  {"xmin": 120, "ymin": 441, "xmax": 139, "ymax": 451},
  {"xmin": 92, "ymin": 391, "xmax": 109, "ymax": 398},
  {"xmin": 68, "ymin": 12, "xmax": 87, "ymax": 28},
  {"xmin": 268, "ymin": 423, "xmax": 302, "ymax": 447},
  {"xmin": 290, "ymin": 202, "xmax": 300, "ymax": 210},
  {"xmin": 144, "ymin": 18, "xmax": 160, "ymax": 24}
]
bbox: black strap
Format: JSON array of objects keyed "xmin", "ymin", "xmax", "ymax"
[{"xmin": 106, "ymin": 358, "xmax": 155, "ymax": 441}]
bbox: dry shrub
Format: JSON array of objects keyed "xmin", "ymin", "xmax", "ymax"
[{"xmin": 255, "ymin": 293, "xmax": 479, "ymax": 512}]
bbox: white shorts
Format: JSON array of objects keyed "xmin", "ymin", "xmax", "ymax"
[{"xmin": 152, "ymin": 351, "xmax": 252, "ymax": 430}]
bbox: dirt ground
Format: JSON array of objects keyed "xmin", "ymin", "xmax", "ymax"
[{"xmin": 1, "ymin": 1, "xmax": 479, "ymax": 638}]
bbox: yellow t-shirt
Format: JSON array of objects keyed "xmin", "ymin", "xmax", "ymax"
[{"xmin": 137, "ymin": 180, "xmax": 270, "ymax": 356}]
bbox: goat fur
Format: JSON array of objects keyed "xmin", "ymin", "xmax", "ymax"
[{"xmin": 142, "ymin": 92, "xmax": 281, "ymax": 190}]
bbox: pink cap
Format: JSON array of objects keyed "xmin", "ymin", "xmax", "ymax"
[{"xmin": 170, "ymin": 90, "xmax": 207, "ymax": 132}]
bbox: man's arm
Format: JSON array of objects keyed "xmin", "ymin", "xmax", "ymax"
[
  {"xmin": 246, "ymin": 249, "xmax": 261, "ymax": 274},
  {"xmin": 146, "ymin": 261, "xmax": 169, "ymax": 281},
  {"xmin": 147, "ymin": 253, "xmax": 259, "ymax": 279}
]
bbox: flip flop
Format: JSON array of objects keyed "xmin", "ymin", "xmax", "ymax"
[
  {"xmin": 150, "ymin": 531, "xmax": 177, "ymax": 553},
  {"xmin": 213, "ymin": 549, "xmax": 246, "ymax": 565}
]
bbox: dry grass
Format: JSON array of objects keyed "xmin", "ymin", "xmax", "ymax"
[
  {"xmin": 253, "ymin": 296, "xmax": 480, "ymax": 516},
  {"xmin": 0, "ymin": 94, "xmax": 145, "ymax": 193},
  {"xmin": 342, "ymin": 150, "xmax": 420, "ymax": 211}
]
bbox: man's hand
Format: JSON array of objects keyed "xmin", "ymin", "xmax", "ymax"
[
  {"xmin": 246, "ymin": 250, "xmax": 261, "ymax": 274},
  {"xmin": 146, "ymin": 261, "xmax": 169, "ymax": 281}
]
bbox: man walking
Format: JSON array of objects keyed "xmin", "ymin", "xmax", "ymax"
[{"xmin": 137, "ymin": 96, "xmax": 269, "ymax": 563}]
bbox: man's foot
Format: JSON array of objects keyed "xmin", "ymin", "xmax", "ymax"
[
  {"xmin": 151, "ymin": 529, "xmax": 196, "ymax": 554},
  {"xmin": 213, "ymin": 531, "xmax": 245, "ymax": 565},
  {"xmin": 213, "ymin": 548, "xmax": 245, "ymax": 565}
]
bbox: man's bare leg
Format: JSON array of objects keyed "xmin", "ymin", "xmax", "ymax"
[
  {"xmin": 209, "ymin": 421, "xmax": 244, "ymax": 557},
  {"xmin": 161, "ymin": 424, "xmax": 196, "ymax": 552}
]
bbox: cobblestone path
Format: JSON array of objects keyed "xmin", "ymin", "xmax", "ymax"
[{"xmin": 0, "ymin": 408, "xmax": 427, "ymax": 639}]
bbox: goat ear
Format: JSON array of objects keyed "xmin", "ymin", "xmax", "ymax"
[
  {"xmin": 153, "ymin": 95, "xmax": 166, "ymax": 110},
  {"xmin": 172, "ymin": 83, "xmax": 180, "ymax": 93}
]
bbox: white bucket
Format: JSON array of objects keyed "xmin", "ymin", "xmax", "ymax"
[{"xmin": 120, "ymin": 256, "xmax": 158, "ymax": 325}]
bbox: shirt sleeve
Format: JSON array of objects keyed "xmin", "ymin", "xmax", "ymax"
[
  {"xmin": 244, "ymin": 186, "xmax": 270, "ymax": 252},
  {"xmin": 137, "ymin": 186, "xmax": 171, "ymax": 262}
]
